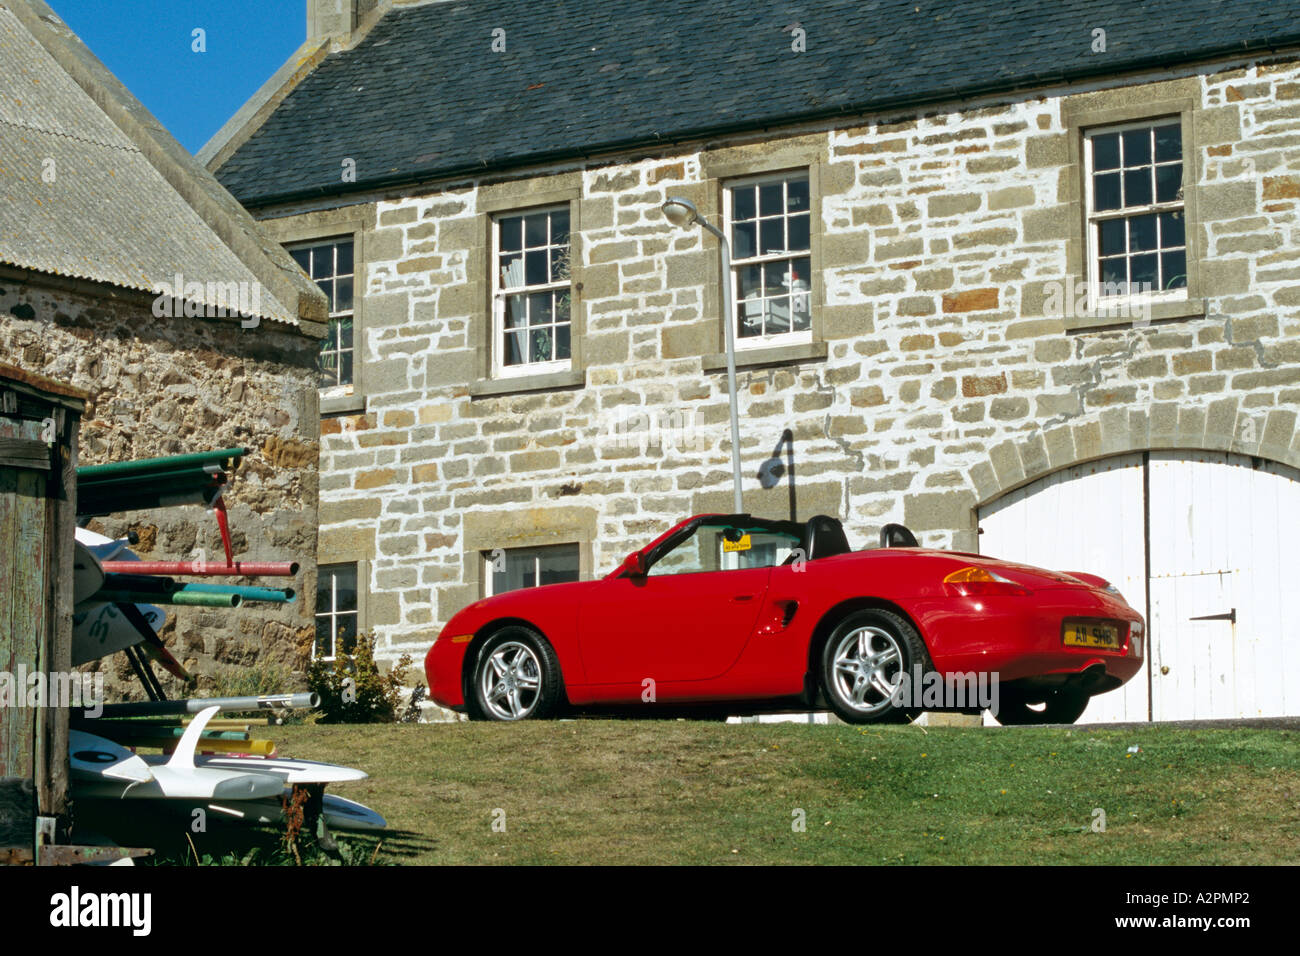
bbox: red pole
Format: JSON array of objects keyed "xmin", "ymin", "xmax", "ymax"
[
  {"xmin": 214, "ymin": 494, "xmax": 234, "ymax": 567},
  {"xmin": 99, "ymin": 561, "xmax": 300, "ymax": 577}
]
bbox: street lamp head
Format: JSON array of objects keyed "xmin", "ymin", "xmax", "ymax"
[{"xmin": 661, "ymin": 197, "xmax": 699, "ymax": 228}]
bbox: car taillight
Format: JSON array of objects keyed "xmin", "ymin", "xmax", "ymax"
[{"xmin": 943, "ymin": 567, "xmax": 1031, "ymax": 597}]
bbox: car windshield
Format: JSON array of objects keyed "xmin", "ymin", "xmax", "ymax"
[{"xmin": 647, "ymin": 520, "xmax": 803, "ymax": 576}]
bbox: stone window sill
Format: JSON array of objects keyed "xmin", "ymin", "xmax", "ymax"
[
  {"xmin": 320, "ymin": 390, "xmax": 365, "ymax": 415},
  {"xmin": 702, "ymin": 341, "xmax": 828, "ymax": 372},
  {"xmin": 1063, "ymin": 297, "xmax": 1206, "ymax": 333},
  {"xmin": 470, "ymin": 368, "xmax": 585, "ymax": 398}
]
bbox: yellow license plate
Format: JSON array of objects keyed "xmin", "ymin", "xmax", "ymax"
[{"xmin": 1063, "ymin": 621, "xmax": 1121, "ymax": 649}]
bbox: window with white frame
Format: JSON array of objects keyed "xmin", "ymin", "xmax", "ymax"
[
  {"xmin": 492, "ymin": 207, "xmax": 572, "ymax": 376},
  {"xmin": 290, "ymin": 239, "xmax": 356, "ymax": 389},
  {"xmin": 315, "ymin": 562, "xmax": 358, "ymax": 660},
  {"xmin": 1085, "ymin": 120, "xmax": 1187, "ymax": 301},
  {"xmin": 725, "ymin": 172, "xmax": 812, "ymax": 346},
  {"xmin": 485, "ymin": 544, "xmax": 580, "ymax": 595}
]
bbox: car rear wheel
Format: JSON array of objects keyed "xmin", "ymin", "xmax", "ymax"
[
  {"xmin": 471, "ymin": 627, "xmax": 563, "ymax": 721},
  {"xmin": 819, "ymin": 609, "xmax": 930, "ymax": 724},
  {"xmin": 993, "ymin": 687, "xmax": 1090, "ymax": 726}
]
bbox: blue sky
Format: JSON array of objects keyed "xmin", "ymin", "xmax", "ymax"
[{"xmin": 48, "ymin": 1, "xmax": 304, "ymax": 154}]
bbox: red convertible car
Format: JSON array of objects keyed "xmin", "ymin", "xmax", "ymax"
[{"xmin": 425, "ymin": 514, "xmax": 1145, "ymax": 725}]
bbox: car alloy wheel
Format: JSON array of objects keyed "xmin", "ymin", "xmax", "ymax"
[
  {"xmin": 478, "ymin": 641, "xmax": 543, "ymax": 720},
  {"xmin": 830, "ymin": 626, "xmax": 905, "ymax": 717},
  {"xmin": 819, "ymin": 608, "xmax": 931, "ymax": 724},
  {"xmin": 470, "ymin": 626, "xmax": 564, "ymax": 722}
]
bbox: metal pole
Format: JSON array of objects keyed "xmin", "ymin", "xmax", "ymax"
[
  {"xmin": 98, "ymin": 693, "xmax": 320, "ymax": 718},
  {"xmin": 699, "ymin": 219, "xmax": 744, "ymax": 513}
]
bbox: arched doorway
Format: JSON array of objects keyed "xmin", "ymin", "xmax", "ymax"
[{"xmin": 978, "ymin": 450, "xmax": 1299, "ymax": 722}]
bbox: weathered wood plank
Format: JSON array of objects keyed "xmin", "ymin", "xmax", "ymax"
[
  {"xmin": 0, "ymin": 370, "xmax": 81, "ymax": 830},
  {"xmin": 0, "ymin": 437, "xmax": 50, "ymax": 470},
  {"xmin": 7, "ymin": 469, "xmax": 44, "ymax": 783},
  {"xmin": 44, "ymin": 413, "xmax": 76, "ymax": 817},
  {"xmin": 0, "ymin": 465, "xmax": 23, "ymax": 779}
]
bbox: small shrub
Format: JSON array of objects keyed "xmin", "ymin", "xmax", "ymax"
[
  {"xmin": 208, "ymin": 661, "xmax": 296, "ymax": 699},
  {"xmin": 307, "ymin": 633, "xmax": 411, "ymax": 723},
  {"xmin": 399, "ymin": 683, "xmax": 427, "ymax": 723}
]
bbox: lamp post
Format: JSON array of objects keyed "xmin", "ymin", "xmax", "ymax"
[{"xmin": 661, "ymin": 197, "xmax": 744, "ymax": 514}]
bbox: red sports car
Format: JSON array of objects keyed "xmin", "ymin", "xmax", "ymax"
[{"xmin": 425, "ymin": 514, "xmax": 1145, "ymax": 725}]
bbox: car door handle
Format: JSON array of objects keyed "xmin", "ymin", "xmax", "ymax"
[{"xmin": 732, "ymin": 594, "xmax": 755, "ymax": 602}]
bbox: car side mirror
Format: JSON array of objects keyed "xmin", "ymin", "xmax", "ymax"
[{"xmin": 622, "ymin": 551, "xmax": 647, "ymax": 577}]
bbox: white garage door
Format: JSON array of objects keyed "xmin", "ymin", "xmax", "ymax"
[
  {"xmin": 978, "ymin": 450, "xmax": 1299, "ymax": 722},
  {"xmin": 978, "ymin": 454, "xmax": 1148, "ymax": 723},
  {"xmin": 1147, "ymin": 452, "xmax": 1296, "ymax": 719}
]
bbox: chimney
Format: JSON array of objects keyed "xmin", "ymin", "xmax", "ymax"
[{"xmin": 307, "ymin": 0, "xmax": 384, "ymax": 44}]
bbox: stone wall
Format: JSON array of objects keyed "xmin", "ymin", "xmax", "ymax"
[
  {"xmin": 270, "ymin": 54, "xmax": 1300, "ymax": 666},
  {"xmin": 0, "ymin": 278, "xmax": 321, "ymax": 699}
]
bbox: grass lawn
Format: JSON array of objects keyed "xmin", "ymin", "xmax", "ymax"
[{"xmin": 239, "ymin": 719, "xmax": 1300, "ymax": 865}]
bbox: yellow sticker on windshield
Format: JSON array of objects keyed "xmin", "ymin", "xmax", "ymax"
[{"xmin": 723, "ymin": 534, "xmax": 752, "ymax": 553}]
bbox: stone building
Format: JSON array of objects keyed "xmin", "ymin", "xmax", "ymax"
[
  {"xmin": 0, "ymin": 0, "xmax": 328, "ymax": 696},
  {"xmin": 207, "ymin": 0, "xmax": 1300, "ymax": 722}
]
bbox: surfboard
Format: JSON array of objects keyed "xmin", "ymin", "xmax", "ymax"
[
  {"xmin": 69, "ymin": 730, "xmax": 152, "ymax": 784},
  {"xmin": 72, "ymin": 529, "xmax": 185, "ymax": 675},
  {"xmin": 75, "ymin": 527, "xmax": 136, "ymax": 563},
  {"xmin": 207, "ymin": 792, "xmax": 387, "ymax": 832},
  {"xmin": 71, "ymin": 600, "xmax": 167, "ymax": 667},
  {"xmin": 72, "ymin": 530, "xmax": 165, "ymax": 666},
  {"xmin": 140, "ymin": 753, "xmax": 368, "ymax": 785},
  {"xmin": 73, "ymin": 763, "xmax": 282, "ymax": 800},
  {"xmin": 72, "ymin": 543, "xmax": 105, "ymax": 604},
  {"xmin": 72, "ymin": 707, "xmax": 282, "ymax": 801},
  {"xmin": 319, "ymin": 794, "xmax": 387, "ymax": 832}
]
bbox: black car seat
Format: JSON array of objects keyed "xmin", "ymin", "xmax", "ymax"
[
  {"xmin": 879, "ymin": 523, "xmax": 919, "ymax": 548},
  {"xmin": 803, "ymin": 514, "xmax": 852, "ymax": 561}
]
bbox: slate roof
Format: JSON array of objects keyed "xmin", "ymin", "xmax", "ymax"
[
  {"xmin": 0, "ymin": 4, "xmax": 301, "ymax": 325},
  {"xmin": 215, "ymin": 0, "xmax": 1300, "ymax": 207}
]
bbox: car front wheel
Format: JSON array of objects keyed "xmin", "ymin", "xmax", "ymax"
[
  {"xmin": 471, "ymin": 627, "xmax": 563, "ymax": 721},
  {"xmin": 819, "ymin": 609, "xmax": 930, "ymax": 724}
]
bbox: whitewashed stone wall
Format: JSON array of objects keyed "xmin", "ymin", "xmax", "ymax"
[{"xmin": 302, "ymin": 55, "xmax": 1300, "ymax": 665}]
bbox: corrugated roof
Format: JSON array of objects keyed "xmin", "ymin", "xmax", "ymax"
[
  {"xmin": 0, "ymin": 6, "xmax": 297, "ymax": 325},
  {"xmin": 214, "ymin": 0, "xmax": 1300, "ymax": 208}
]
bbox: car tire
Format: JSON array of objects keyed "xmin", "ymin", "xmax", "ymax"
[
  {"xmin": 819, "ymin": 609, "xmax": 931, "ymax": 725},
  {"xmin": 993, "ymin": 687, "xmax": 1090, "ymax": 726},
  {"xmin": 470, "ymin": 626, "xmax": 564, "ymax": 721}
]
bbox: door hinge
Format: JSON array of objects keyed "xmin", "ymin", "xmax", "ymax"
[{"xmin": 1189, "ymin": 608, "xmax": 1236, "ymax": 624}]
